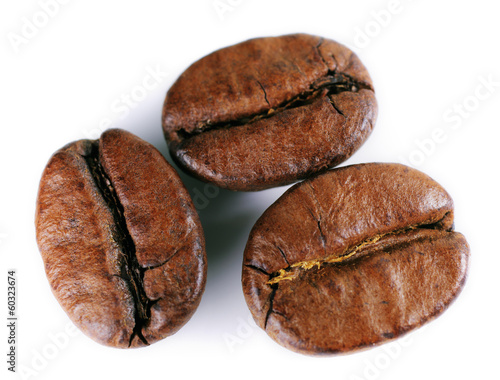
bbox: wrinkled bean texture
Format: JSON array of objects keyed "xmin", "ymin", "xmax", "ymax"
[
  {"xmin": 242, "ymin": 163, "xmax": 469, "ymax": 355},
  {"xmin": 36, "ymin": 129, "xmax": 206, "ymax": 348},
  {"xmin": 162, "ymin": 34, "xmax": 377, "ymax": 191}
]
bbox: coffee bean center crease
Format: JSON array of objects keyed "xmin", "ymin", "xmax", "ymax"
[
  {"xmin": 177, "ymin": 71, "xmax": 371, "ymax": 141},
  {"xmin": 265, "ymin": 212, "xmax": 451, "ymax": 287},
  {"xmin": 84, "ymin": 142, "xmax": 154, "ymax": 347}
]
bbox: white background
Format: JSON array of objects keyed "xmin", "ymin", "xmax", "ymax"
[{"xmin": 1, "ymin": 1, "xmax": 499, "ymax": 379}]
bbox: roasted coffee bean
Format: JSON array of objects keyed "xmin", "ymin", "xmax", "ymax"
[
  {"xmin": 242, "ymin": 163, "xmax": 469, "ymax": 355},
  {"xmin": 35, "ymin": 129, "xmax": 206, "ymax": 348},
  {"xmin": 162, "ymin": 33, "xmax": 377, "ymax": 191}
]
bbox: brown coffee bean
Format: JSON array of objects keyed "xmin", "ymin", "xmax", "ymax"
[
  {"xmin": 242, "ymin": 163, "xmax": 469, "ymax": 355},
  {"xmin": 35, "ymin": 129, "xmax": 206, "ymax": 348},
  {"xmin": 162, "ymin": 33, "xmax": 377, "ymax": 191}
]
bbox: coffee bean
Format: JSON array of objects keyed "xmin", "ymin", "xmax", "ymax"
[
  {"xmin": 35, "ymin": 129, "xmax": 206, "ymax": 348},
  {"xmin": 242, "ymin": 163, "xmax": 469, "ymax": 355},
  {"xmin": 162, "ymin": 33, "xmax": 377, "ymax": 191}
]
